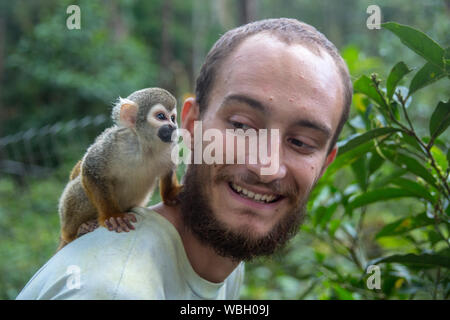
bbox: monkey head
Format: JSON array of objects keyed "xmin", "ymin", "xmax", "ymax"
[{"xmin": 112, "ymin": 88, "xmax": 178, "ymax": 145}]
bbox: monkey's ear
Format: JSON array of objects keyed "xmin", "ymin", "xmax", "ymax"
[{"xmin": 112, "ymin": 98, "xmax": 138, "ymax": 128}]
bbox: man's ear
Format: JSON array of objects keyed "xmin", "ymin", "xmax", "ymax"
[
  {"xmin": 181, "ymin": 97, "xmax": 200, "ymax": 136},
  {"xmin": 318, "ymin": 145, "xmax": 338, "ymax": 179}
]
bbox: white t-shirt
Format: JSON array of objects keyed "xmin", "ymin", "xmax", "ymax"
[{"xmin": 16, "ymin": 207, "xmax": 244, "ymax": 300}]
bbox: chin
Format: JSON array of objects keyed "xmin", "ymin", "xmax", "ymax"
[{"xmin": 218, "ymin": 208, "xmax": 279, "ymax": 239}]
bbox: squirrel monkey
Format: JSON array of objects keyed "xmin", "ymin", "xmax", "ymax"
[{"xmin": 57, "ymin": 88, "xmax": 182, "ymax": 250}]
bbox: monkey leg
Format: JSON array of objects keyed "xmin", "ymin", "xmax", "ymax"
[
  {"xmin": 81, "ymin": 172, "xmax": 138, "ymax": 234},
  {"xmin": 76, "ymin": 219, "xmax": 99, "ymax": 237},
  {"xmin": 58, "ymin": 177, "xmax": 97, "ymax": 251},
  {"xmin": 160, "ymin": 169, "xmax": 183, "ymax": 206},
  {"xmin": 58, "ymin": 218, "xmax": 99, "ymax": 251}
]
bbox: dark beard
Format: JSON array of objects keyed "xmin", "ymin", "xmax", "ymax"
[{"xmin": 179, "ymin": 164, "xmax": 307, "ymax": 262}]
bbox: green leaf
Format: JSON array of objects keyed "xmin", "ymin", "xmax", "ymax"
[
  {"xmin": 332, "ymin": 285, "xmax": 354, "ymax": 300},
  {"xmin": 372, "ymin": 168, "xmax": 408, "ymax": 189},
  {"xmin": 400, "ymin": 132, "xmax": 424, "ymax": 154},
  {"xmin": 428, "ymin": 230, "xmax": 443, "ymax": 247},
  {"xmin": 390, "ymin": 177, "xmax": 436, "ymax": 203},
  {"xmin": 382, "ymin": 22, "xmax": 445, "ymax": 69},
  {"xmin": 353, "ymin": 75, "xmax": 387, "ymax": 108},
  {"xmin": 338, "ymin": 127, "xmax": 399, "ymax": 155},
  {"xmin": 371, "ymin": 253, "xmax": 450, "ymax": 268},
  {"xmin": 384, "ymin": 150, "xmax": 438, "ymax": 189},
  {"xmin": 328, "ymin": 219, "xmax": 341, "ymax": 237},
  {"xmin": 376, "ymin": 212, "xmax": 434, "ymax": 239},
  {"xmin": 347, "ymin": 187, "xmax": 417, "ymax": 211},
  {"xmin": 328, "ymin": 140, "xmax": 374, "ymax": 175},
  {"xmin": 313, "ymin": 203, "xmax": 338, "ymax": 229},
  {"xmin": 429, "ymin": 100, "xmax": 450, "ymax": 139},
  {"xmin": 444, "ymin": 46, "xmax": 450, "ymax": 66},
  {"xmin": 430, "ymin": 145, "xmax": 448, "ymax": 173},
  {"xmin": 351, "ymin": 156, "xmax": 368, "ymax": 191},
  {"xmin": 386, "ymin": 62, "xmax": 412, "ymax": 100},
  {"xmin": 313, "ymin": 206, "xmax": 327, "ymax": 228},
  {"xmin": 368, "ymin": 151, "xmax": 385, "ymax": 175},
  {"xmin": 320, "ymin": 203, "xmax": 338, "ymax": 229},
  {"xmin": 409, "ymin": 62, "xmax": 446, "ymax": 96}
]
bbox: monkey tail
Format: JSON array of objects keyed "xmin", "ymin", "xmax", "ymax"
[{"xmin": 69, "ymin": 160, "xmax": 82, "ymax": 180}]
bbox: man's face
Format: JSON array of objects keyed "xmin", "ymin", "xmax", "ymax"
[{"xmin": 181, "ymin": 33, "xmax": 344, "ymax": 260}]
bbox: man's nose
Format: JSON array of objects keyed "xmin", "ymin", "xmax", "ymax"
[
  {"xmin": 245, "ymin": 133, "xmax": 287, "ymax": 184},
  {"xmin": 246, "ymin": 161, "xmax": 287, "ymax": 184}
]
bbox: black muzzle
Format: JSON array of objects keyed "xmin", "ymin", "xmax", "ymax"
[{"xmin": 157, "ymin": 125, "xmax": 176, "ymax": 143}]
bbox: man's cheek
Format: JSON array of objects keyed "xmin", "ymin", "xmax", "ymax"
[{"xmin": 292, "ymin": 165, "xmax": 318, "ymax": 195}]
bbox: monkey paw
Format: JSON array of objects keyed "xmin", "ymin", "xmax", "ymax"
[
  {"xmin": 104, "ymin": 213, "xmax": 137, "ymax": 233},
  {"xmin": 77, "ymin": 219, "xmax": 100, "ymax": 238}
]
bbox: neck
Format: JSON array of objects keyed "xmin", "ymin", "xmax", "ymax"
[{"xmin": 150, "ymin": 202, "xmax": 240, "ymax": 283}]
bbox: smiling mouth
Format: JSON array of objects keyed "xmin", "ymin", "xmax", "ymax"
[{"xmin": 228, "ymin": 182, "xmax": 282, "ymax": 204}]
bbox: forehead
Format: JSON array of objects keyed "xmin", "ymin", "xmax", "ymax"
[
  {"xmin": 208, "ymin": 33, "xmax": 344, "ymax": 132},
  {"xmin": 147, "ymin": 103, "xmax": 177, "ymax": 114}
]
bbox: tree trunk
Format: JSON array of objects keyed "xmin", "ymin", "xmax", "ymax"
[{"xmin": 237, "ymin": 0, "xmax": 257, "ymax": 25}]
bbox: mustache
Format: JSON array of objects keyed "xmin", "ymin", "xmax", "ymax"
[{"xmin": 214, "ymin": 169, "xmax": 300, "ymax": 200}]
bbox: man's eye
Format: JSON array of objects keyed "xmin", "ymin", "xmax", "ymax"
[
  {"xmin": 288, "ymin": 138, "xmax": 314, "ymax": 152},
  {"xmin": 156, "ymin": 113, "xmax": 167, "ymax": 120},
  {"xmin": 230, "ymin": 121, "xmax": 251, "ymax": 130}
]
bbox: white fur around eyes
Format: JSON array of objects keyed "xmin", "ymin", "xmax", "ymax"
[{"xmin": 147, "ymin": 103, "xmax": 170, "ymax": 127}]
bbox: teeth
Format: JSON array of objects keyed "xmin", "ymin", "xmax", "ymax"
[{"xmin": 231, "ymin": 182, "xmax": 278, "ymax": 203}]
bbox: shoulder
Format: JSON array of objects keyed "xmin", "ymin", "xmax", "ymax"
[{"xmin": 17, "ymin": 209, "xmax": 178, "ymax": 300}]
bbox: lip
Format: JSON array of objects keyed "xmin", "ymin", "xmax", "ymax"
[
  {"xmin": 225, "ymin": 181, "xmax": 284, "ymax": 211},
  {"xmin": 230, "ymin": 181, "xmax": 281, "ymax": 198}
]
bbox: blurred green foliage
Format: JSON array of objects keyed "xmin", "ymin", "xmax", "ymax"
[{"xmin": 0, "ymin": 0, "xmax": 449, "ymax": 300}]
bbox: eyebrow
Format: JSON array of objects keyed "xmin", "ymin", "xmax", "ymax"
[
  {"xmin": 222, "ymin": 93, "xmax": 332, "ymax": 138},
  {"xmin": 221, "ymin": 94, "xmax": 269, "ymax": 115},
  {"xmin": 294, "ymin": 119, "xmax": 332, "ymax": 138}
]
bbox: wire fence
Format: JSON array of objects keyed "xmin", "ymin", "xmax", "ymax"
[{"xmin": 0, "ymin": 115, "xmax": 109, "ymax": 180}]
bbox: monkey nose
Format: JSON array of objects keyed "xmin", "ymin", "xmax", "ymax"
[{"xmin": 158, "ymin": 124, "xmax": 176, "ymax": 143}]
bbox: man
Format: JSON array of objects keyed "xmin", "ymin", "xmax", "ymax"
[{"xmin": 17, "ymin": 18, "xmax": 352, "ymax": 300}]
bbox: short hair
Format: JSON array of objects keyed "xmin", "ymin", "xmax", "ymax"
[{"xmin": 195, "ymin": 18, "xmax": 353, "ymax": 153}]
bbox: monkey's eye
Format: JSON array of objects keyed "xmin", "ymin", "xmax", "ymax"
[
  {"xmin": 156, "ymin": 113, "xmax": 167, "ymax": 121},
  {"xmin": 171, "ymin": 115, "xmax": 175, "ymax": 122}
]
